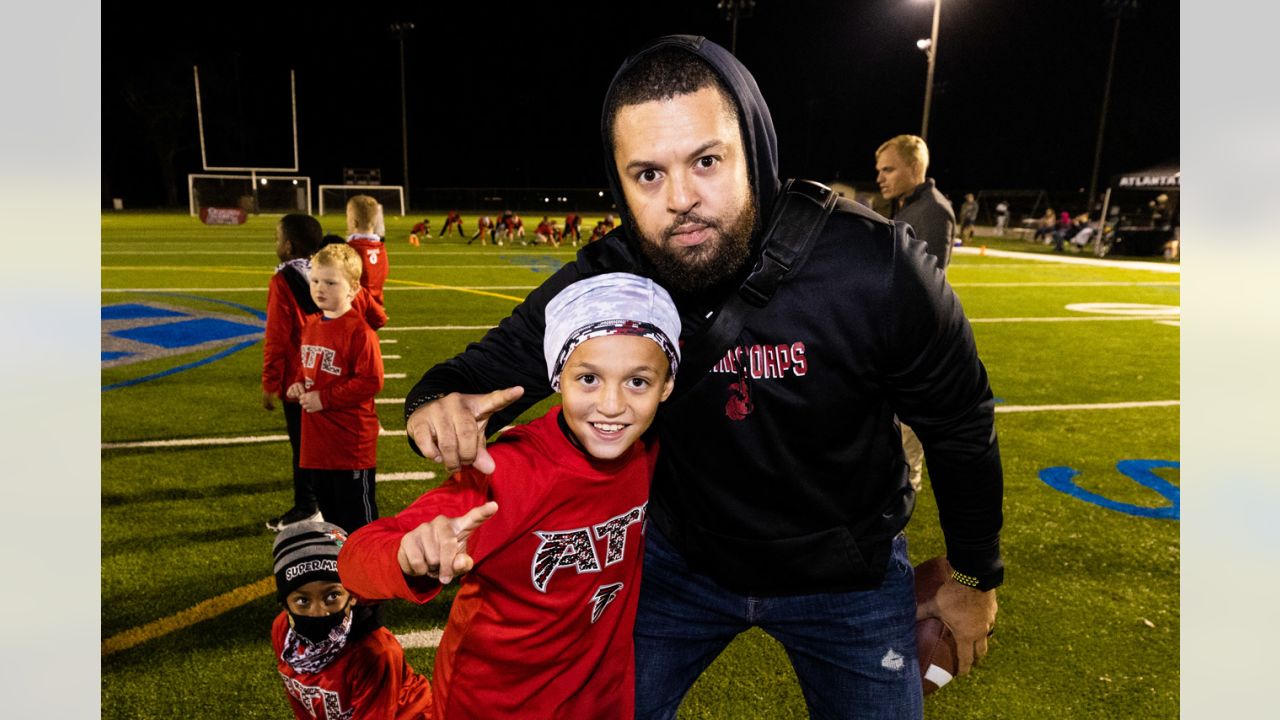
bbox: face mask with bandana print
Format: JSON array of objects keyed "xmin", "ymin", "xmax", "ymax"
[{"xmin": 282, "ymin": 601, "xmax": 355, "ymax": 673}]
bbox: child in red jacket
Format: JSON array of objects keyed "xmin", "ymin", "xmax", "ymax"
[
  {"xmin": 287, "ymin": 243, "xmax": 384, "ymax": 533},
  {"xmin": 338, "ymin": 273, "xmax": 681, "ymax": 719},
  {"xmin": 263, "ymin": 214, "xmax": 324, "ymax": 531},
  {"xmin": 271, "ymin": 520, "xmax": 432, "ymax": 720}
]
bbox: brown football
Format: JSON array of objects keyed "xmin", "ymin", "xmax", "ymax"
[{"xmin": 914, "ymin": 556, "xmax": 960, "ymax": 695}]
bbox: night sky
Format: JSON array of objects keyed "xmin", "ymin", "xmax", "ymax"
[{"xmin": 102, "ymin": 0, "xmax": 1178, "ymax": 210}]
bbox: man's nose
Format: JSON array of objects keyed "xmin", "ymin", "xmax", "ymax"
[{"xmin": 666, "ymin": 170, "xmax": 699, "ymax": 215}]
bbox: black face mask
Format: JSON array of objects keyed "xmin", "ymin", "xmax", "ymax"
[{"xmin": 288, "ymin": 601, "xmax": 352, "ymax": 644}]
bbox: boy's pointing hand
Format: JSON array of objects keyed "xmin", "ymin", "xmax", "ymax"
[{"xmin": 398, "ymin": 501, "xmax": 499, "ymax": 584}]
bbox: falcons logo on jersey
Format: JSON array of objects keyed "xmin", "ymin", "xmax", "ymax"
[{"xmin": 590, "ymin": 583, "xmax": 624, "ymax": 624}]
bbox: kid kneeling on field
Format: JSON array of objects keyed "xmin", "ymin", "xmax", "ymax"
[
  {"xmin": 271, "ymin": 521, "xmax": 432, "ymax": 719},
  {"xmin": 287, "ymin": 243, "xmax": 384, "ymax": 533},
  {"xmin": 337, "ymin": 272, "xmax": 681, "ymax": 719}
]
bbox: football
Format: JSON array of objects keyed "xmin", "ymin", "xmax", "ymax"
[{"xmin": 915, "ymin": 556, "xmax": 960, "ymax": 695}]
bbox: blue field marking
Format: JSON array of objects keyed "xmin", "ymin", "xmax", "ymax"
[
  {"xmin": 112, "ymin": 317, "xmax": 263, "ymax": 349},
  {"xmin": 1038, "ymin": 459, "xmax": 1180, "ymax": 519},
  {"xmin": 102, "ymin": 339, "xmax": 260, "ymax": 391},
  {"xmin": 101, "ymin": 294, "xmax": 268, "ymax": 391},
  {"xmin": 150, "ymin": 293, "xmax": 267, "ymax": 321},
  {"xmin": 102, "ymin": 304, "xmax": 189, "ymax": 321},
  {"xmin": 503, "ymin": 254, "xmax": 565, "ymax": 274}
]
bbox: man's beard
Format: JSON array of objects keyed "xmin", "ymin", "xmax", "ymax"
[{"xmin": 630, "ymin": 198, "xmax": 757, "ymax": 295}]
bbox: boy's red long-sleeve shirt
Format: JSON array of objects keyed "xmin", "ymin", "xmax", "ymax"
[
  {"xmin": 296, "ymin": 309, "xmax": 384, "ymax": 469},
  {"xmin": 338, "ymin": 409, "xmax": 657, "ymax": 719},
  {"xmin": 272, "ymin": 612, "xmax": 433, "ymax": 720}
]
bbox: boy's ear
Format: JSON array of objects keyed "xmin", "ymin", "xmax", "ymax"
[{"xmin": 659, "ymin": 373, "xmax": 675, "ymax": 402}]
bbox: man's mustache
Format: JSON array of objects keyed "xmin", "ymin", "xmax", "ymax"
[{"xmin": 662, "ymin": 213, "xmax": 722, "ymax": 242}]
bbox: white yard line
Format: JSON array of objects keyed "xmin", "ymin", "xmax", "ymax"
[
  {"xmin": 386, "ymin": 373, "xmax": 408, "ymax": 379},
  {"xmin": 380, "ymin": 338, "xmax": 398, "ymax": 344},
  {"xmin": 101, "ymin": 402, "xmax": 1176, "ymax": 450},
  {"xmin": 396, "ymin": 629, "xmax": 445, "ymax": 649},
  {"xmin": 381, "ymin": 325, "xmax": 498, "ymax": 331},
  {"xmin": 969, "ymin": 315, "xmax": 1175, "ymax": 324},
  {"xmin": 951, "ymin": 281, "xmax": 1178, "ymax": 287},
  {"xmin": 383, "ymin": 354, "xmax": 402, "ymax": 359},
  {"xmin": 951, "ymin": 246, "xmax": 1180, "ymax": 273},
  {"xmin": 379, "ymin": 472, "xmax": 437, "ymax": 482},
  {"xmin": 996, "ymin": 400, "xmax": 1179, "ymax": 413}
]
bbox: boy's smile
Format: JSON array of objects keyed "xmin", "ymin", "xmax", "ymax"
[{"xmin": 558, "ymin": 335, "xmax": 674, "ymax": 461}]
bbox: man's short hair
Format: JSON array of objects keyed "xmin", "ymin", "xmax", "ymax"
[
  {"xmin": 278, "ymin": 214, "xmax": 323, "ymax": 257},
  {"xmin": 312, "ymin": 242, "xmax": 363, "ymax": 287},
  {"xmin": 346, "ymin": 195, "xmax": 380, "ymax": 233},
  {"xmin": 604, "ymin": 46, "xmax": 740, "ymax": 147},
  {"xmin": 877, "ymin": 134, "xmax": 930, "ymax": 175}
]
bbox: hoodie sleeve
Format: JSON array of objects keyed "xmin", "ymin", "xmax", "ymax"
[{"xmin": 880, "ymin": 222, "xmax": 1004, "ymax": 588}]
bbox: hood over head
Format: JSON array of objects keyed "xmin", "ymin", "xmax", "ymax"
[{"xmin": 600, "ymin": 35, "xmax": 781, "ymax": 245}]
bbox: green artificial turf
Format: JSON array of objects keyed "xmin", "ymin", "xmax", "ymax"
[{"xmin": 102, "ymin": 212, "xmax": 1179, "ymax": 718}]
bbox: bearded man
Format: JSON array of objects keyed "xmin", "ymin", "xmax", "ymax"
[{"xmin": 400, "ymin": 35, "xmax": 1003, "ymax": 720}]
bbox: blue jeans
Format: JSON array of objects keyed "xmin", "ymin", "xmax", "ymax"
[{"xmin": 634, "ymin": 527, "xmax": 922, "ymax": 720}]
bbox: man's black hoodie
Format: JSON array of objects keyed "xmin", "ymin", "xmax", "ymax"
[{"xmin": 406, "ymin": 35, "xmax": 1002, "ymax": 595}]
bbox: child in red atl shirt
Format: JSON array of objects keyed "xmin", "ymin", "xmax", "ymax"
[
  {"xmin": 287, "ymin": 243, "xmax": 384, "ymax": 533},
  {"xmin": 271, "ymin": 521, "xmax": 433, "ymax": 720},
  {"xmin": 263, "ymin": 214, "xmax": 325, "ymax": 531},
  {"xmin": 338, "ymin": 273, "xmax": 682, "ymax": 720},
  {"xmin": 345, "ymin": 195, "xmax": 389, "ymax": 325}
]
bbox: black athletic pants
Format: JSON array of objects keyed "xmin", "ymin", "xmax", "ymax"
[
  {"xmin": 283, "ymin": 401, "xmax": 317, "ymax": 512},
  {"xmin": 310, "ymin": 468, "xmax": 379, "ymax": 534}
]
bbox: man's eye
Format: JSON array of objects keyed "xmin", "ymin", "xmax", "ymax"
[
  {"xmin": 638, "ymin": 169, "xmax": 659, "ymax": 183},
  {"xmin": 578, "ymin": 374, "xmax": 598, "ymax": 385},
  {"xmin": 626, "ymin": 377, "xmax": 650, "ymax": 389},
  {"xmin": 697, "ymin": 156, "xmax": 718, "ymax": 169}
]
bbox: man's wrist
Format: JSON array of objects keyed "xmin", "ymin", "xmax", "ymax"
[
  {"xmin": 404, "ymin": 392, "xmax": 448, "ymax": 421},
  {"xmin": 950, "ymin": 565, "xmax": 1003, "ymax": 592}
]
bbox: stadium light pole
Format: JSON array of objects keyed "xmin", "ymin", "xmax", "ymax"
[
  {"xmin": 392, "ymin": 22, "xmax": 414, "ymax": 210},
  {"xmin": 716, "ymin": 0, "xmax": 756, "ymax": 55},
  {"xmin": 917, "ymin": 0, "xmax": 942, "ymax": 141},
  {"xmin": 1087, "ymin": 0, "xmax": 1137, "ymax": 218}
]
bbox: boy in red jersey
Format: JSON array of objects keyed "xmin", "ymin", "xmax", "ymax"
[
  {"xmin": 271, "ymin": 521, "xmax": 433, "ymax": 720},
  {"xmin": 345, "ymin": 196, "xmax": 389, "ymax": 324},
  {"xmin": 263, "ymin": 214, "xmax": 325, "ymax": 531},
  {"xmin": 338, "ymin": 273, "xmax": 681, "ymax": 720},
  {"xmin": 563, "ymin": 212, "xmax": 582, "ymax": 245},
  {"xmin": 467, "ymin": 215, "xmax": 495, "ymax": 246},
  {"xmin": 440, "ymin": 210, "xmax": 465, "ymax": 239},
  {"xmin": 287, "ymin": 243, "xmax": 385, "ymax": 533}
]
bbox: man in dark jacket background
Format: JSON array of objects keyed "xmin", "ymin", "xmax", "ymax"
[
  {"xmin": 876, "ymin": 134, "xmax": 957, "ymax": 269},
  {"xmin": 403, "ymin": 36, "xmax": 1001, "ymax": 719}
]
